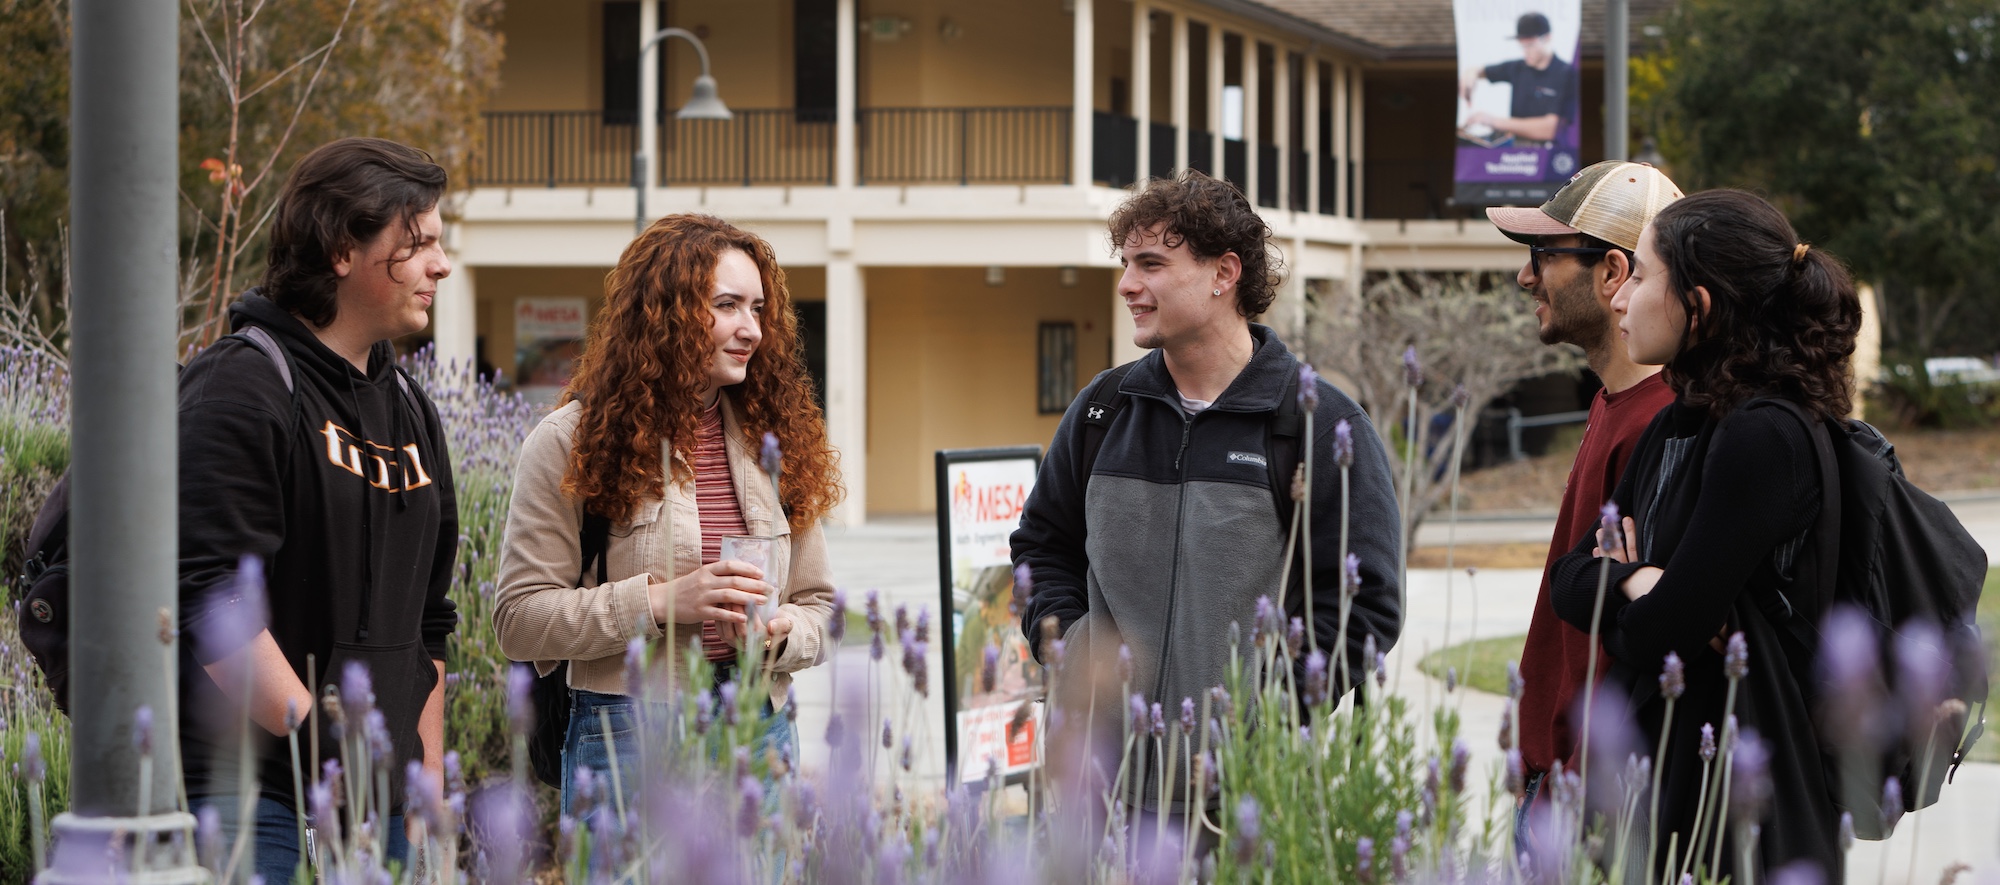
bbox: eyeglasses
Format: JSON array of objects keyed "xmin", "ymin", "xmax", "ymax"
[{"xmin": 1528, "ymin": 245, "xmax": 1630, "ymax": 275}]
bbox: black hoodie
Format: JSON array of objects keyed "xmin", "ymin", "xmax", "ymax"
[{"xmin": 177, "ymin": 292, "xmax": 458, "ymax": 810}]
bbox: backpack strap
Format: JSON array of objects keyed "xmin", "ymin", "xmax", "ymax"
[
  {"xmin": 1751, "ymin": 397, "xmax": 1842, "ymax": 624},
  {"xmin": 232, "ymin": 326, "xmax": 294, "ymax": 393},
  {"xmin": 579, "ymin": 511, "xmax": 612, "ymax": 586},
  {"xmin": 1075, "ymin": 362, "xmax": 1138, "ymax": 491}
]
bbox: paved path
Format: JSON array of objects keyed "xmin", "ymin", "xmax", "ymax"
[{"xmin": 793, "ymin": 498, "xmax": 2000, "ymax": 883}]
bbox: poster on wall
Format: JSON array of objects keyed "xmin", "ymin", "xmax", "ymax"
[
  {"xmin": 514, "ymin": 297, "xmax": 587, "ymax": 407},
  {"xmin": 1452, "ymin": 0, "xmax": 1583, "ymax": 206},
  {"xmin": 934, "ymin": 446, "xmax": 1043, "ymax": 787}
]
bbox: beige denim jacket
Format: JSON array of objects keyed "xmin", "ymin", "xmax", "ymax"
[{"xmin": 494, "ymin": 399, "xmax": 835, "ymax": 705}]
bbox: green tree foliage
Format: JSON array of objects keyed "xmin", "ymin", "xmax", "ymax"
[
  {"xmin": 0, "ymin": 0, "xmax": 504, "ymax": 350},
  {"xmin": 1640, "ymin": 0, "xmax": 2000, "ymax": 356}
]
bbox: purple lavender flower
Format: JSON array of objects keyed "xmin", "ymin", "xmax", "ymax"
[
  {"xmin": 133, "ymin": 705, "xmax": 154, "ymax": 755},
  {"xmin": 1506, "ymin": 660, "xmax": 1524, "ymax": 700},
  {"xmin": 343, "ymin": 659, "xmax": 376, "ymax": 718},
  {"xmin": 1895, "ymin": 621, "xmax": 1950, "ymax": 732},
  {"xmin": 759, "ymin": 432, "xmax": 783, "ymax": 476},
  {"xmin": 1011, "ymin": 564, "xmax": 1033, "ymax": 617},
  {"xmin": 1770, "ymin": 862, "xmax": 1826, "ymax": 885},
  {"xmin": 1498, "ymin": 700, "xmax": 1514, "ymax": 750},
  {"xmin": 1730, "ymin": 730, "xmax": 1771, "ymax": 821},
  {"xmin": 1881, "ymin": 777, "xmax": 1904, "ymax": 834},
  {"xmin": 1505, "ymin": 748, "xmax": 1526, "ymax": 798},
  {"xmin": 365, "ymin": 709, "xmax": 392, "ymax": 761},
  {"xmin": 1210, "ymin": 685, "xmax": 1233, "ymax": 719},
  {"xmin": 1344, "ymin": 554, "xmax": 1361, "ymax": 598},
  {"xmin": 882, "ymin": 717, "xmax": 894, "ymax": 751},
  {"xmin": 1660, "ymin": 652, "xmax": 1686, "ymax": 701},
  {"xmin": 915, "ymin": 606, "xmax": 931, "ymax": 644},
  {"xmin": 1251, "ymin": 595, "xmax": 1275, "ymax": 646},
  {"xmin": 1724, "ymin": 632, "xmax": 1749, "ymax": 681},
  {"xmin": 1396, "ymin": 809, "xmax": 1413, "ymax": 840},
  {"xmin": 829, "ymin": 589, "xmax": 848, "ymax": 643},
  {"xmin": 1149, "ymin": 702, "xmax": 1166, "ymax": 739},
  {"xmin": 1390, "ymin": 834, "xmax": 1411, "ymax": 881},
  {"xmin": 625, "ymin": 638, "xmax": 646, "ymax": 696},
  {"xmin": 1298, "ymin": 363, "xmax": 1321, "ymax": 411},
  {"xmin": 1303, "ymin": 650, "xmax": 1329, "ymax": 707},
  {"xmin": 1130, "ymin": 693, "xmax": 1150, "ymax": 730},
  {"xmin": 196, "ymin": 804, "xmax": 222, "ymax": 865},
  {"xmin": 1597, "ymin": 501, "xmax": 1623, "ymax": 552},
  {"xmin": 1180, "ymin": 697, "xmax": 1197, "ymax": 735},
  {"xmin": 719, "ymin": 681, "xmax": 740, "ymax": 726},
  {"xmin": 980, "ymin": 643, "xmax": 999, "ymax": 693},
  {"xmin": 1449, "ymin": 737, "xmax": 1471, "ymax": 793},
  {"xmin": 1402, "ymin": 346, "xmax": 1423, "ymax": 388},
  {"xmin": 1333, "ymin": 419, "xmax": 1355, "ymax": 469},
  {"xmin": 1118, "ymin": 644, "xmax": 1134, "ymax": 684},
  {"xmin": 869, "ymin": 629, "xmax": 885, "ymax": 663},
  {"xmin": 1374, "ymin": 651, "xmax": 1388, "ymax": 691},
  {"xmin": 308, "ymin": 782, "xmax": 336, "ymax": 842},
  {"xmin": 824, "ymin": 711, "xmax": 845, "ymax": 749},
  {"xmin": 1838, "ymin": 811, "xmax": 1855, "ymax": 851},
  {"xmin": 1445, "ymin": 665, "xmax": 1458, "ymax": 693},
  {"xmin": 24, "ymin": 732, "xmax": 44, "ymax": 782},
  {"xmin": 1287, "ymin": 617, "xmax": 1305, "ymax": 656},
  {"xmin": 899, "ymin": 736, "xmax": 913, "ymax": 772},
  {"xmin": 1700, "ymin": 722, "xmax": 1717, "ymax": 762},
  {"xmin": 1451, "ymin": 384, "xmax": 1470, "ymax": 409},
  {"xmin": 1232, "ymin": 796, "xmax": 1261, "ymax": 863},
  {"xmin": 1356, "ymin": 836, "xmax": 1375, "ymax": 883}
]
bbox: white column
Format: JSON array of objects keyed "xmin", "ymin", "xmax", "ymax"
[
  {"xmin": 1072, "ymin": 0, "xmax": 1094, "ymax": 189},
  {"xmin": 639, "ymin": 0, "xmax": 659, "ymax": 212},
  {"xmin": 431, "ymin": 258, "xmax": 476, "ymax": 382},
  {"xmin": 835, "ymin": 0, "xmax": 856, "ymax": 190},
  {"xmin": 1350, "ymin": 66, "xmax": 1365, "ymax": 219},
  {"xmin": 1333, "ymin": 62, "xmax": 1349, "ymax": 219},
  {"xmin": 1133, "ymin": 3, "xmax": 1150, "ymax": 184},
  {"xmin": 826, "ymin": 258, "xmax": 867, "ymax": 523},
  {"xmin": 1244, "ymin": 40, "xmax": 1259, "ymax": 201},
  {"xmin": 1274, "ymin": 50, "xmax": 1291, "ymax": 212},
  {"xmin": 1111, "ymin": 276, "xmax": 1144, "ymax": 366},
  {"xmin": 1171, "ymin": 13, "xmax": 1189, "ymax": 174},
  {"xmin": 1304, "ymin": 57, "xmax": 1321, "ymax": 215},
  {"xmin": 1208, "ymin": 27, "xmax": 1224, "ymax": 171}
]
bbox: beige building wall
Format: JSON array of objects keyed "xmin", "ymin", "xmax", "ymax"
[
  {"xmin": 867, "ymin": 266, "xmax": 1115, "ymax": 514},
  {"xmin": 489, "ymin": 0, "xmax": 598, "ymax": 110}
]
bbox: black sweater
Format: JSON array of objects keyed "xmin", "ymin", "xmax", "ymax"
[
  {"xmin": 1551, "ymin": 398, "xmax": 1842, "ymax": 881},
  {"xmin": 177, "ymin": 293, "xmax": 458, "ymax": 808}
]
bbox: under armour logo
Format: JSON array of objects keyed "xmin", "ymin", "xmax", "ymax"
[{"xmin": 1087, "ymin": 406, "xmax": 1105, "ymax": 420}]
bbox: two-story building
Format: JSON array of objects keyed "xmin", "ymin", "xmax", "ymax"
[{"xmin": 429, "ymin": 0, "xmax": 1666, "ymax": 521}]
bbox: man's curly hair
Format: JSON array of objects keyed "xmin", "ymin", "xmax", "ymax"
[{"xmin": 1107, "ymin": 171, "xmax": 1284, "ymax": 318}]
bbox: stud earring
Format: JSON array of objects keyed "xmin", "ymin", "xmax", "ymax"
[{"xmin": 1213, "ymin": 289, "xmax": 1222, "ymax": 296}]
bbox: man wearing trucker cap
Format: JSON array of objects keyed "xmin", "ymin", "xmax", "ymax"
[{"xmin": 1486, "ymin": 160, "xmax": 1682, "ymax": 838}]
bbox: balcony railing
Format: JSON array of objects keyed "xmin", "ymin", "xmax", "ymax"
[
  {"xmin": 475, "ymin": 109, "xmax": 836, "ymax": 188},
  {"xmin": 859, "ymin": 107, "xmax": 1070, "ymax": 185}
]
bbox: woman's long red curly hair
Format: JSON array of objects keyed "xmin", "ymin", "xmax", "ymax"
[{"xmin": 561, "ymin": 214, "xmax": 842, "ymax": 529}]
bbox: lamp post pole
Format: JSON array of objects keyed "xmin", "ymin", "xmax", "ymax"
[
  {"xmin": 634, "ymin": 27, "xmax": 732, "ymax": 235},
  {"xmin": 1607, "ymin": 0, "xmax": 1629, "ymax": 161}
]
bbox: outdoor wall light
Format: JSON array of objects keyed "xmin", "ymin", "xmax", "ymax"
[
  {"xmin": 986, "ymin": 266, "xmax": 1006, "ymax": 287},
  {"xmin": 1058, "ymin": 266, "xmax": 1079, "ymax": 287}
]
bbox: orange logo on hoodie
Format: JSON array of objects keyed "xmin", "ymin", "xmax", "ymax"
[{"xmin": 319, "ymin": 421, "xmax": 433, "ymax": 491}]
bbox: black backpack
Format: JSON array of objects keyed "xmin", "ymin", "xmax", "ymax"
[
  {"xmin": 524, "ymin": 511, "xmax": 610, "ymax": 789},
  {"xmin": 1759, "ymin": 398, "xmax": 1989, "ymax": 839},
  {"xmin": 16, "ymin": 327, "xmax": 417, "ymax": 714}
]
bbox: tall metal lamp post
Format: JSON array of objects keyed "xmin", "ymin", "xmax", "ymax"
[{"xmin": 635, "ymin": 28, "xmax": 732, "ymax": 234}]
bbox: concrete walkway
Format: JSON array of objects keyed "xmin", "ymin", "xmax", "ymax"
[{"xmin": 791, "ymin": 497, "xmax": 2000, "ymax": 883}]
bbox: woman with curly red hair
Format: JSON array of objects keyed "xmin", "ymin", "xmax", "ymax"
[
  {"xmin": 1548, "ymin": 189, "xmax": 1861, "ymax": 881},
  {"xmin": 495, "ymin": 213, "xmax": 843, "ymax": 813}
]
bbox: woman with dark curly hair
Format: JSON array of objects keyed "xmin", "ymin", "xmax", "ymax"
[
  {"xmin": 1548, "ymin": 189, "xmax": 1861, "ymax": 882},
  {"xmin": 495, "ymin": 213, "xmax": 842, "ymax": 814}
]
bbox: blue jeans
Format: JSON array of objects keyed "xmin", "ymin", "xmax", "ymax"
[
  {"xmin": 191, "ymin": 793, "xmax": 409, "ymax": 884},
  {"xmin": 561, "ymin": 687, "xmax": 796, "ymax": 819}
]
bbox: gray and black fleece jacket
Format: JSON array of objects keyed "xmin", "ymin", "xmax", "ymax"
[{"xmin": 1011, "ymin": 324, "xmax": 1402, "ymax": 809}]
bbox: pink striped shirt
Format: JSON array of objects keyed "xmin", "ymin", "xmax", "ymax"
[{"xmin": 694, "ymin": 403, "xmax": 748, "ymax": 663}]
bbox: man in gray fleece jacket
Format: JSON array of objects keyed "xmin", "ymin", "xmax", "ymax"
[{"xmin": 1011, "ymin": 171, "xmax": 1403, "ymax": 822}]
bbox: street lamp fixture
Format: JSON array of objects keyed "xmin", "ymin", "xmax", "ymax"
[{"xmin": 636, "ymin": 27, "xmax": 732, "ymax": 233}]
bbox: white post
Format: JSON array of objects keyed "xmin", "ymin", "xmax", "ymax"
[
  {"xmin": 1171, "ymin": 13, "xmax": 1189, "ymax": 174},
  {"xmin": 1333, "ymin": 62, "xmax": 1348, "ymax": 219},
  {"xmin": 1274, "ymin": 49, "xmax": 1290, "ymax": 212},
  {"xmin": 826, "ymin": 258, "xmax": 867, "ymax": 523},
  {"xmin": 1208, "ymin": 26, "xmax": 1224, "ymax": 172},
  {"xmin": 1133, "ymin": 2, "xmax": 1150, "ymax": 184},
  {"xmin": 836, "ymin": 0, "xmax": 856, "ymax": 190},
  {"xmin": 1072, "ymin": 0, "xmax": 1094, "ymax": 189},
  {"xmin": 638, "ymin": 0, "xmax": 659, "ymax": 221},
  {"xmin": 1304, "ymin": 56, "xmax": 1320, "ymax": 215},
  {"xmin": 431, "ymin": 255, "xmax": 477, "ymax": 380},
  {"xmin": 1244, "ymin": 40, "xmax": 1259, "ymax": 202}
]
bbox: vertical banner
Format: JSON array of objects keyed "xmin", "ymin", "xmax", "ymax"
[
  {"xmin": 514, "ymin": 297, "xmax": 587, "ymax": 407},
  {"xmin": 1453, "ymin": 0, "xmax": 1583, "ymax": 206},
  {"xmin": 935, "ymin": 446, "xmax": 1044, "ymax": 787}
]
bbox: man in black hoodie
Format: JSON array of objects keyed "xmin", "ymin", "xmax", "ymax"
[{"xmin": 178, "ymin": 137, "xmax": 459, "ymax": 880}]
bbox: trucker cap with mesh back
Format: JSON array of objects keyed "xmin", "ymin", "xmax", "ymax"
[{"xmin": 1486, "ymin": 161, "xmax": 1684, "ymax": 253}]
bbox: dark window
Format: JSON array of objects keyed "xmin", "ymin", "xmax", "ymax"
[
  {"xmin": 604, "ymin": 2, "xmax": 669, "ymax": 124},
  {"xmin": 794, "ymin": 0, "xmax": 837, "ymax": 114},
  {"xmin": 1038, "ymin": 323, "xmax": 1078, "ymax": 414}
]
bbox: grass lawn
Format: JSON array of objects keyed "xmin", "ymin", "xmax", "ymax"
[{"xmin": 1419, "ymin": 569, "xmax": 2000, "ymax": 763}]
